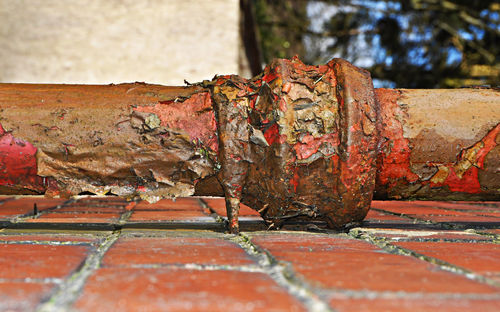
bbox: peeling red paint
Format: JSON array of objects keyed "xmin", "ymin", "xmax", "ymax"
[
  {"xmin": 435, "ymin": 167, "xmax": 481, "ymax": 193},
  {"xmin": 136, "ymin": 186, "xmax": 147, "ymax": 192},
  {"xmin": 281, "ymin": 82, "xmax": 291, "ymax": 93},
  {"xmin": 134, "ymin": 92, "xmax": 218, "ymax": 153},
  {"xmin": 0, "ymin": 123, "xmax": 46, "ymax": 193},
  {"xmin": 428, "ymin": 123, "xmax": 500, "ymax": 193},
  {"xmin": 262, "ymin": 71, "xmax": 279, "ymax": 84},
  {"xmin": 475, "ymin": 123, "xmax": 500, "ymax": 169},
  {"xmin": 263, "ymin": 123, "xmax": 280, "ymax": 146},
  {"xmin": 293, "ymin": 133, "xmax": 338, "ymax": 160},
  {"xmin": 290, "ymin": 167, "xmax": 299, "ymax": 193},
  {"xmin": 375, "ymin": 89, "xmax": 420, "ymax": 189}
]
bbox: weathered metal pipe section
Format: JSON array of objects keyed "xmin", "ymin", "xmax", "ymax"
[
  {"xmin": 375, "ymin": 88, "xmax": 499, "ymax": 201},
  {"xmin": 0, "ymin": 57, "xmax": 499, "ymax": 232}
]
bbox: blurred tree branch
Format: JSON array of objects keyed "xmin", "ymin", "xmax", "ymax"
[{"xmin": 252, "ymin": 0, "xmax": 500, "ymax": 88}]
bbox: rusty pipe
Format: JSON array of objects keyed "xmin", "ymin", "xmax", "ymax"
[
  {"xmin": 375, "ymin": 88, "xmax": 499, "ymax": 201},
  {"xmin": 0, "ymin": 57, "xmax": 498, "ymax": 232}
]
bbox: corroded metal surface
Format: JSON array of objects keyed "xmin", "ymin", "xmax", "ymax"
[
  {"xmin": 0, "ymin": 58, "xmax": 499, "ymax": 232},
  {"xmin": 375, "ymin": 89, "xmax": 500, "ymax": 200},
  {"xmin": 208, "ymin": 58, "xmax": 380, "ymax": 232},
  {"xmin": 0, "ymin": 83, "xmax": 216, "ymax": 201}
]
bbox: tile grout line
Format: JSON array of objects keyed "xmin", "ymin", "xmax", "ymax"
[
  {"xmin": 371, "ymin": 207, "xmax": 500, "ymax": 231},
  {"xmin": 351, "ymin": 227, "xmax": 500, "ymax": 244},
  {"xmin": 348, "ymin": 229, "xmax": 500, "ymax": 288},
  {"xmin": 117, "ymin": 201, "xmax": 135, "ymax": 225},
  {"xmin": 371, "ymin": 208, "xmax": 442, "ymax": 225},
  {"xmin": 0, "ymin": 240, "xmax": 92, "ymax": 246},
  {"xmin": 110, "ymin": 262, "xmax": 266, "ymax": 273},
  {"xmin": 230, "ymin": 233, "xmax": 335, "ymax": 312},
  {"xmin": 474, "ymin": 229, "xmax": 500, "ymax": 242},
  {"xmin": 35, "ymin": 231, "xmax": 121, "ymax": 312},
  {"xmin": 364, "ymin": 209, "xmax": 500, "ymax": 244},
  {"xmin": 324, "ymin": 288, "xmax": 500, "ymax": 301},
  {"xmin": 410, "ymin": 204, "xmax": 500, "ymax": 216},
  {"xmin": 0, "ymin": 277, "xmax": 64, "ymax": 284},
  {"xmin": 0, "ymin": 197, "xmax": 16, "ymax": 205},
  {"xmin": 201, "ymin": 197, "xmax": 334, "ymax": 311},
  {"xmin": 197, "ymin": 198, "xmax": 226, "ymax": 224},
  {"xmin": 11, "ymin": 197, "xmax": 132, "ymax": 224}
]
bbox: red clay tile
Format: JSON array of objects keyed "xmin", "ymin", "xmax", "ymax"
[
  {"xmin": 465, "ymin": 201, "xmax": 500, "ymax": 206},
  {"xmin": 67, "ymin": 198, "xmax": 134, "ymax": 212},
  {"xmin": 418, "ymin": 215, "xmax": 500, "ymax": 223},
  {"xmin": 55, "ymin": 206, "xmax": 124, "ymax": 213},
  {"xmin": 134, "ymin": 198, "xmax": 202, "ymax": 211},
  {"xmin": 474, "ymin": 211, "xmax": 500, "ymax": 218},
  {"xmin": 373, "ymin": 204, "xmax": 472, "ymax": 216},
  {"xmin": 329, "ymin": 296, "xmax": 500, "ymax": 312},
  {"xmin": 103, "ymin": 236, "xmax": 254, "ymax": 267},
  {"xmin": 372, "ymin": 201, "xmax": 499, "ymax": 211},
  {"xmin": 0, "ymin": 198, "xmax": 66, "ymax": 219},
  {"xmin": 75, "ymin": 196, "xmax": 129, "ymax": 202},
  {"xmin": 128, "ymin": 210, "xmax": 212, "ymax": 222},
  {"xmin": 371, "ymin": 201, "xmax": 500, "ymax": 223},
  {"xmin": 27, "ymin": 212, "xmax": 121, "ymax": 223},
  {"xmin": 74, "ymin": 268, "xmax": 305, "ymax": 312},
  {"xmin": 72, "ymin": 197, "xmax": 130, "ymax": 206},
  {"xmin": 404, "ymin": 201, "xmax": 500, "ymax": 212},
  {"xmin": 371, "ymin": 201, "xmax": 431, "ymax": 210},
  {"xmin": 373, "ymin": 201, "xmax": 500, "ymax": 222},
  {"xmin": 127, "ymin": 198, "xmax": 214, "ymax": 222},
  {"xmin": 202, "ymin": 197, "xmax": 261, "ymax": 217},
  {"xmin": 0, "ymin": 282, "xmax": 55, "ymax": 311},
  {"xmin": 251, "ymin": 234, "xmax": 498, "ymax": 293},
  {"xmin": 0, "ymin": 233, "xmax": 98, "ymax": 243},
  {"xmin": 394, "ymin": 241, "xmax": 500, "ymax": 278},
  {"xmin": 0, "ymin": 244, "xmax": 88, "ymax": 279},
  {"xmin": 66, "ymin": 200, "xmax": 130, "ymax": 208},
  {"xmin": 364, "ymin": 209, "xmax": 412, "ymax": 222}
]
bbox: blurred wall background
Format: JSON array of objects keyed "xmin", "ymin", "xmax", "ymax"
[{"xmin": 0, "ymin": 0, "xmax": 252, "ymax": 85}]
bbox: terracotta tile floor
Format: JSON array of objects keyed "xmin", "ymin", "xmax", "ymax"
[{"xmin": 0, "ymin": 196, "xmax": 499, "ymax": 311}]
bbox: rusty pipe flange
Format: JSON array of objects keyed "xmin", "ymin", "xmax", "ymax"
[
  {"xmin": 329, "ymin": 58, "xmax": 379, "ymax": 228},
  {"xmin": 211, "ymin": 57, "xmax": 379, "ymax": 230}
]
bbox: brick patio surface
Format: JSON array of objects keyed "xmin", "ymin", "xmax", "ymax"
[{"xmin": 0, "ymin": 196, "xmax": 499, "ymax": 311}]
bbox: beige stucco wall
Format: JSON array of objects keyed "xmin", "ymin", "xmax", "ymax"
[{"xmin": 0, "ymin": 0, "xmax": 241, "ymax": 85}]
